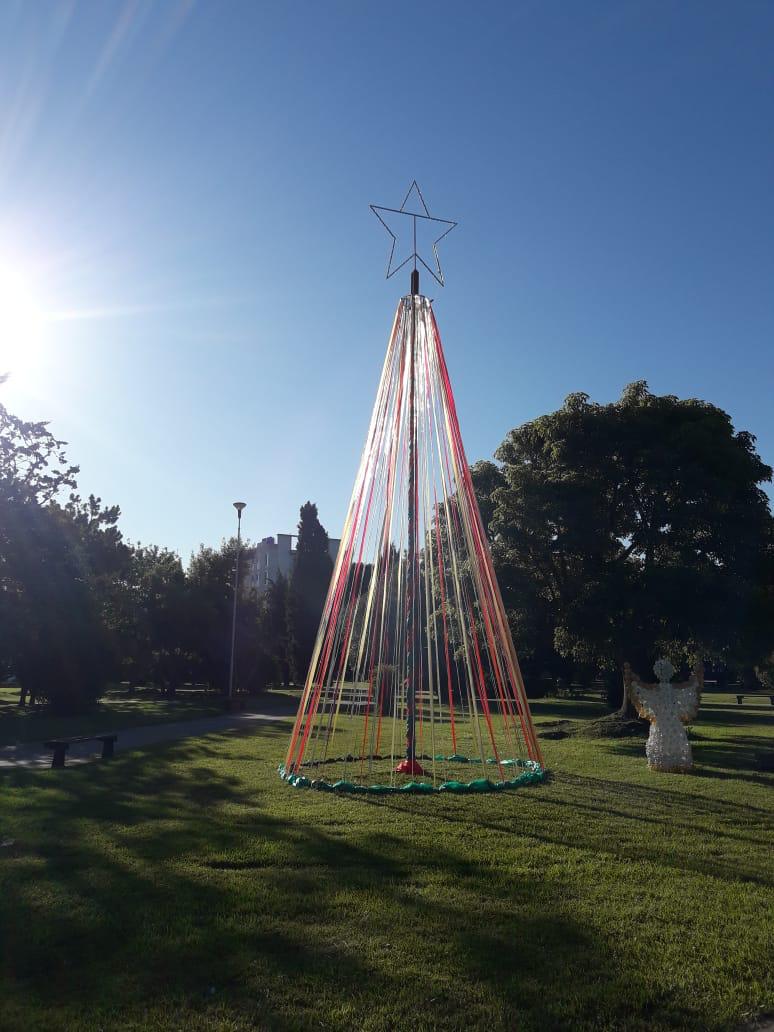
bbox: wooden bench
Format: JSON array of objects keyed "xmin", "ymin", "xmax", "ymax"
[
  {"xmin": 558, "ymin": 685, "xmax": 608, "ymax": 701},
  {"xmin": 332, "ymin": 685, "xmax": 371, "ymax": 710},
  {"xmin": 43, "ymin": 734, "xmax": 118, "ymax": 769},
  {"xmin": 735, "ymin": 693, "xmax": 774, "ymax": 706}
]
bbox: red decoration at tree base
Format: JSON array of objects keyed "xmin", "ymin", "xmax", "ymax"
[{"xmin": 394, "ymin": 758, "xmax": 426, "ymax": 775}]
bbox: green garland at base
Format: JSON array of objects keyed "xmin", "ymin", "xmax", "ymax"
[{"xmin": 278, "ymin": 758, "xmax": 546, "ymax": 795}]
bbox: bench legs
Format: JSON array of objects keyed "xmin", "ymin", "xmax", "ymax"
[
  {"xmin": 51, "ymin": 743, "xmax": 69, "ymax": 769},
  {"xmin": 47, "ymin": 738, "xmax": 117, "ymax": 767}
]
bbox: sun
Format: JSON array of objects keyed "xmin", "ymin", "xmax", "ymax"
[{"xmin": 0, "ymin": 262, "xmax": 45, "ymax": 373}]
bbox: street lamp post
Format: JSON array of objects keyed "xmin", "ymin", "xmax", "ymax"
[{"xmin": 228, "ymin": 502, "xmax": 247, "ymax": 703}]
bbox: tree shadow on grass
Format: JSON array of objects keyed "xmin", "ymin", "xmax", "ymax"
[
  {"xmin": 1, "ymin": 723, "xmax": 769, "ymax": 1031},
  {"xmin": 0, "ymin": 744, "xmax": 629, "ymax": 1032},
  {"xmin": 1, "ymin": 730, "xmax": 364, "ymax": 1029},
  {"xmin": 241, "ymin": 827, "xmax": 686, "ymax": 1031},
  {"xmin": 349, "ymin": 768, "xmax": 773, "ymax": 891},
  {"xmin": 696, "ymin": 703, "xmax": 774, "ymax": 727},
  {"xmin": 530, "ymin": 699, "xmax": 609, "ymax": 722},
  {"xmin": 270, "ymin": 811, "xmax": 746, "ymax": 1030}
]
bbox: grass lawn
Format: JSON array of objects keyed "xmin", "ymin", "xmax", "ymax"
[
  {"xmin": 0, "ymin": 696, "xmax": 772, "ymax": 1031},
  {"xmin": 0, "ymin": 684, "xmax": 226, "ymax": 747}
]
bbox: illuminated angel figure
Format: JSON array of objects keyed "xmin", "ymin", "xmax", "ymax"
[{"xmin": 624, "ymin": 658, "xmax": 703, "ymax": 773}]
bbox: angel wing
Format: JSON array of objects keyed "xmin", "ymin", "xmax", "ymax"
[
  {"xmin": 624, "ymin": 663, "xmax": 657, "ymax": 722},
  {"xmin": 673, "ymin": 662, "xmax": 703, "ymax": 724}
]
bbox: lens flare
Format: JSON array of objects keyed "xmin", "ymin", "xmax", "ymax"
[{"xmin": 0, "ymin": 262, "xmax": 44, "ymax": 373}]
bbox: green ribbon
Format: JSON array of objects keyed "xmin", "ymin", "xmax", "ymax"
[{"xmin": 278, "ymin": 762, "xmax": 546, "ymax": 795}]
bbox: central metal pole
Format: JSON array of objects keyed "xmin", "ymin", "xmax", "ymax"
[{"xmin": 397, "ymin": 267, "xmax": 424, "ymax": 775}]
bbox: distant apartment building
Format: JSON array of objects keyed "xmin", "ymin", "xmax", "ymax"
[{"xmin": 245, "ymin": 533, "xmax": 340, "ymax": 594}]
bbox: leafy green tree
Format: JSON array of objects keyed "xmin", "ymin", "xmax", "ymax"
[
  {"xmin": 475, "ymin": 383, "xmax": 774, "ymax": 714},
  {"xmin": 470, "ymin": 460, "xmax": 576, "ymax": 698},
  {"xmin": 186, "ymin": 538, "xmax": 270, "ymax": 693},
  {"xmin": 1, "ymin": 380, "xmax": 284, "ymax": 709},
  {"xmin": 0, "ymin": 377, "xmax": 79, "ymax": 506},
  {"xmin": 287, "ymin": 502, "xmax": 333, "ymax": 681},
  {"xmin": 259, "ymin": 572, "xmax": 291, "ymax": 685},
  {"xmin": 115, "ymin": 545, "xmax": 191, "ymax": 691},
  {"xmin": 1, "ymin": 499, "xmax": 117, "ymax": 712},
  {"xmin": 1, "ymin": 385, "xmax": 123, "ymax": 711},
  {"xmin": 0, "ymin": 379, "xmax": 78, "ymax": 691}
]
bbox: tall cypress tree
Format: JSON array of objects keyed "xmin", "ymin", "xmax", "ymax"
[{"xmin": 288, "ymin": 501, "xmax": 333, "ymax": 681}]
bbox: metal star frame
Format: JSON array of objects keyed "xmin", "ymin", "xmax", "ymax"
[{"xmin": 370, "ymin": 181, "xmax": 457, "ymax": 286}]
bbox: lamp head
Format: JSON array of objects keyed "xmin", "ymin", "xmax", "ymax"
[{"xmin": 233, "ymin": 502, "xmax": 247, "ymax": 515}]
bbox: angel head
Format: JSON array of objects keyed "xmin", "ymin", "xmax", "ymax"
[{"xmin": 653, "ymin": 657, "xmax": 675, "ymax": 684}]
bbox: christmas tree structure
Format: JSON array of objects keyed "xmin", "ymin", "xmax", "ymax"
[{"xmin": 281, "ymin": 183, "xmax": 545, "ymax": 794}]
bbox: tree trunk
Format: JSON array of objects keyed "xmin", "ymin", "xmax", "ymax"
[
  {"xmin": 741, "ymin": 666, "xmax": 760, "ymax": 691},
  {"xmin": 603, "ymin": 671, "xmax": 619, "ymax": 710},
  {"xmin": 616, "ymin": 669, "xmax": 639, "ymax": 720}
]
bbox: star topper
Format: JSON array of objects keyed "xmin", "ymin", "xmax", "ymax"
[{"xmin": 370, "ymin": 181, "xmax": 457, "ymax": 287}]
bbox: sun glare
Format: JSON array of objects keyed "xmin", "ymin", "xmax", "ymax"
[{"xmin": 0, "ymin": 262, "xmax": 45, "ymax": 373}]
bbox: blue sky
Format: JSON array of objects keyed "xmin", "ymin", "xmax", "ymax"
[{"xmin": 1, "ymin": 0, "xmax": 772, "ymax": 559}]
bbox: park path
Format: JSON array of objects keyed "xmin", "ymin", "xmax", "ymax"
[{"xmin": 0, "ymin": 707, "xmax": 295, "ymax": 769}]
